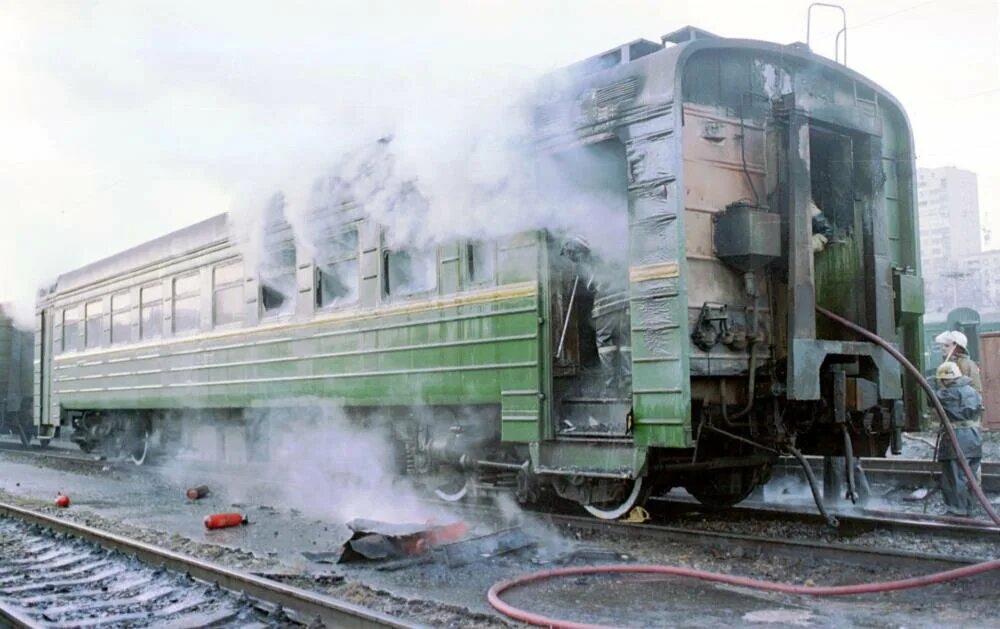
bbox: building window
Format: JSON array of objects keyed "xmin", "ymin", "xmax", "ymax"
[
  {"xmin": 111, "ymin": 292, "xmax": 131, "ymax": 345},
  {"xmin": 466, "ymin": 240, "xmax": 496, "ymax": 284},
  {"xmin": 213, "ymin": 261, "xmax": 244, "ymax": 326},
  {"xmin": 316, "ymin": 228, "xmax": 359, "ymax": 308},
  {"xmin": 61, "ymin": 305, "xmax": 82, "ymax": 353},
  {"xmin": 85, "ymin": 299, "xmax": 103, "ymax": 348},
  {"xmin": 173, "ymin": 273, "xmax": 200, "ymax": 334},
  {"xmin": 140, "ymin": 284, "xmax": 163, "ymax": 340},
  {"xmin": 383, "ymin": 248, "xmax": 437, "ymax": 297}
]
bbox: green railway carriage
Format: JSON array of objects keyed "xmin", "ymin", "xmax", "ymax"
[
  {"xmin": 0, "ymin": 305, "xmax": 33, "ymax": 446},
  {"xmin": 35, "ymin": 27, "xmax": 924, "ymax": 517}
]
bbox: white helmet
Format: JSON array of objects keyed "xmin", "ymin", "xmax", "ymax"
[{"xmin": 934, "ymin": 330, "xmax": 968, "ymax": 351}]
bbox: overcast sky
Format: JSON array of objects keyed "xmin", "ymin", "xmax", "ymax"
[{"xmin": 2, "ymin": 0, "xmax": 998, "ymax": 323}]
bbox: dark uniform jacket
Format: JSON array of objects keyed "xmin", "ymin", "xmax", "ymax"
[{"xmin": 934, "ymin": 375, "xmax": 984, "ymax": 460}]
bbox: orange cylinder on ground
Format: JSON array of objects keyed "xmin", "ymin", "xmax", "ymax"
[
  {"xmin": 55, "ymin": 494, "xmax": 70, "ymax": 508},
  {"xmin": 186, "ymin": 485, "xmax": 210, "ymax": 500},
  {"xmin": 204, "ymin": 513, "xmax": 248, "ymax": 529}
]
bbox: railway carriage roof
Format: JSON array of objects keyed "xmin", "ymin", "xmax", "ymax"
[{"xmin": 51, "ymin": 213, "xmax": 230, "ymax": 297}]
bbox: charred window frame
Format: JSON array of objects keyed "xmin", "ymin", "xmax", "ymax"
[
  {"xmin": 140, "ymin": 284, "xmax": 163, "ymax": 340},
  {"xmin": 61, "ymin": 304, "xmax": 82, "ymax": 353},
  {"xmin": 172, "ymin": 273, "xmax": 200, "ymax": 335},
  {"xmin": 316, "ymin": 227, "xmax": 360, "ymax": 309},
  {"xmin": 260, "ymin": 243, "xmax": 296, "ymax": 316},
  {"xmin": 84, "ymin": 299, "xmax": 103, "ymax": 349},
  {"xmin": 213, "ymin": 261, "xmax": 244, "ymax": 326},
  {"xmin": 466, "ymin": 240, "xmax": 496, "ymax": 285},
  {"xmin": 110, "ymin": 292, "xmax": 131, "ymax": 345},
  {"xmin": 382, "ymin": 247, "xmax": 438, "ymax": 299}
]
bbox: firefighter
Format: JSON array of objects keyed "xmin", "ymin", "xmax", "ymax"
[
  {"xmin": 934, "ymin": 330, "xmax": 982, "ymax": 393},
  {"xmin": 560, "ymin": 236, "xmax": 631, "ymax": 395},
  {"xmin": 931, "ymin": 361, "xmax": 983, "ymax": 517}
]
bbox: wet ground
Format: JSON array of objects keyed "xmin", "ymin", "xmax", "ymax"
[{"xmin": 0, "ymin": 436, "xmax": 998, "ymax": 627}]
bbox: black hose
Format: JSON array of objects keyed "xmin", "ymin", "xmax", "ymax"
[
  {"xmin": 816, "ymin": 305, "xmax": 1000, "ymax": 527},
  {"xmin": 841, "ymin": 424, "xmax": 858, "ymax": 503},
  {"xmin": 786, "ymin": 444, "xmax": 839, "ymax": 527}
]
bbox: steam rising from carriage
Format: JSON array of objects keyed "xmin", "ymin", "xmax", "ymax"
[{"xmin": 32, "ymin": 27, "xmax": 924, "ymax": 519}]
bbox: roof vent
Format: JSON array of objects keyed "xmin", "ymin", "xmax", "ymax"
[
  {"xmin": 661, "ymin": 26, "xmax": 721, "ymax": 45},
  {"xmin": 567, "ymin": 38, "xmax": 663, "ymax": 76}
]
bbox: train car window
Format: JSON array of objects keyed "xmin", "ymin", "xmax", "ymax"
[
  {"xmin": 260, "ymin": 242, "xmax": 295, "ymax": 316},
  {"xmin": 173, "ymin": 273, "xmax": 201, "ymax": 335},
  {"xmin": 140, "ymin": 285, "xmax": 163, "ymax": 340},
  {"xmin": 61, "ymin": 305, "xmax": 81, "ymax": 353},
  {"xmin": 316, "ymin": 228, "xmax": 359, "ymax": 308},
  {"xmin": 110, "ymin": 292, "xmax": 131, "ymax": 345},
  {"xmin": 213, "ymin": 261, "xmax": 244, "ymax": 326},
  {"xmin": 466, "ymin": 240, "xmax": 496, "ymax": 285},
  {"xmin": 383, "ymin": 248, "xmax": 437, "ymax": 297},
  {"xmin": 84, "ymin": 299, "xmax": 103, "ymax": 348}
]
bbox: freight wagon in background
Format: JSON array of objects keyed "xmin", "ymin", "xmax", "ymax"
[
  {"xmin": 980, "ymin": 332, "xmax": 1000, "ymax": 431},
  {"xmin": 34, "ymin": 26, "xmax": 925, "ymax": 518},
  {"xmin": 0, "ymin": 305, "xmax": 33, "ymax": 446}
]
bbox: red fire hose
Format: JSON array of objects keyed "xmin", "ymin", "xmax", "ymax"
[{"xmin": 488, "ymin": 560, "xmax": 1000, "ymax": 629}]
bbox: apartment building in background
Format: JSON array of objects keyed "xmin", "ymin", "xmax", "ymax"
[{"xmin": 917, "ymin": 166, "xmax": 985, "ymax": 313}]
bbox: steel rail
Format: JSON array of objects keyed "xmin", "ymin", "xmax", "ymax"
[
  {"xmin": 435, "ymin": 499, "xmax": 986, "ymax": 572},
  {"xmin": 773, "ymin": 456, "xmax": 1000, "ymax": 491},
  {"xmin": 648, "ymin": 494, "xmax": 1000, "ymax": 541},
  {"xmin": 0, "ymin": 502, "xmax": 413, "ymax": 629},
  {"xmin": 541, "ymin": 511, "xmax": 987, "ymax": 571}
]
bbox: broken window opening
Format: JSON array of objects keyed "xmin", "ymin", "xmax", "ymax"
[
  {"xmin": 383, "ymin": 248, "xmax": 437, "ymax": 298},
  {"xmin": 467, "ymin": 240, "xmax": 496, "ymax": 285},
  {"xmin": 316, "ymin": 228, "xmax": 359, "ymax": 308}
]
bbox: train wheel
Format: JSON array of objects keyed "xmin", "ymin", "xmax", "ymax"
[
  {"xmin": 38, "ymin": 438, "xmax": 50, "ymax": 449},
  {"xmin": 128, "ymin": 430, "xmax": 151, "ymax": 466},
  {"xmin": 583, "ymin": 477, "xmax": 647, "ymax": 520},
  {"xmin": 686, "ymin": 466, "xmax": 765, "ymax": 509},
  {"xmin": 434, "ymin": 472, "xmax": 470, "ymax": 502}
]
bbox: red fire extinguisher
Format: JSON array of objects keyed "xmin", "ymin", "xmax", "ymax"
[{"xmin": 204, "ymin": 513, "xmax": 248, "ymax": 529}]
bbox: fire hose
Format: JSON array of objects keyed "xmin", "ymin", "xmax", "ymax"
[
  {"xmin": 488, "ymin": 308, "xmax": 1000, "ymax": 627},
  {"xmin": 487, "ymin": 560, "xmax": 1000, "ymax": 629}
]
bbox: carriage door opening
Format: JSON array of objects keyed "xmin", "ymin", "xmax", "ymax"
[
  {"xmin": 809, "ymin": 125, "xmax": 872, "ymax": 340},
  {"xmin": 540, "ymin": 139, "xmax": 631, "ymax": 437}
]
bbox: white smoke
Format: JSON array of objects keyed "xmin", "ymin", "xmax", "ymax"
[{"xmin": 159, "ymin": 401, "xmax": 449, "ymax": 524}]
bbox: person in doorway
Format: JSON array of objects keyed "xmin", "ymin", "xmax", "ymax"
[
  {"xmin": 560, "ymin": 236, "xmax": 631, "ymax": 396},
  {"xmin": 934, "ymin": 330, "xmax": 982, "ymax": 394},
  {"xmin": 931, "ymin": 361, "xmax": 984, "ymax": 517}
]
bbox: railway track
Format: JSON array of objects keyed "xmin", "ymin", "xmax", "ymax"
[
  {"xmin": 648, "ymin": 494, "xmax": 1000, "ymax": 542},
  {"xmin": 0, "ymin": 502, "xmax": 412, "ymax": 628},
  {"xmin": 0, "ymin": 440, "xmax": 112, "ymax": 469},
  {"xmin": 775, "ymin": 456, "xmax": 1000, "ymax": 491}
]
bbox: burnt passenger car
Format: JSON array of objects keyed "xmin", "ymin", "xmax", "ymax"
[{"xmin": 35, "ymin": 27, "xmax": 922, "ymax": 517}]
